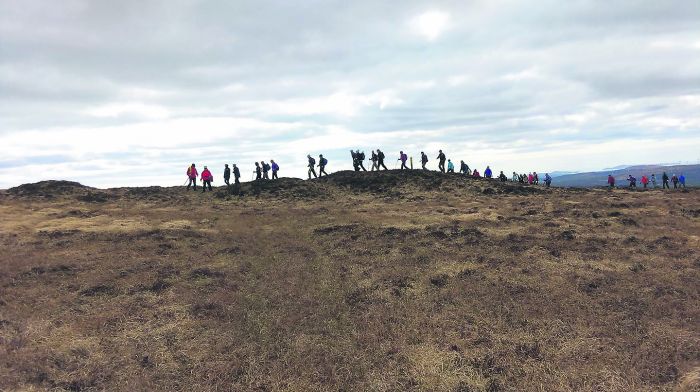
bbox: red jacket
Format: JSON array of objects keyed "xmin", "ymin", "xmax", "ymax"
[
  {"xmin": 201, "ymin": 169, "xmax": 213, "ymax": 181},
  {"xmin": 641, "ymin": 176, "xmax": 648, "ymax": 184}
]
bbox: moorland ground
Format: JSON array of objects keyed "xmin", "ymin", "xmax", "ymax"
[{"xmin": 1, "ymin": 171, "xmax": 699, "ymax": 391}]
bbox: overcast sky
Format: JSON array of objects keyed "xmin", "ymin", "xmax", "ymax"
[{"xmin": 1, "ymin": 0, "xmax": 699, "ymax": 187}]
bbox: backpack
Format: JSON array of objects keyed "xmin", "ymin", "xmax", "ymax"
[
  {"xmin": 186, "ymin": 167, "xmax": 191, "ymax": 176},
  {"xmin": 263, "ymin": 163, "xmax": 270, "ymax": 171},
  {"xmin": 378, "ymin": 151, "xmax": 385, "ymax": 160},
  {"xmin": 309, "ymin": 157, "xmax": 316, "ymax": 165},
  {"xmin": 359, "ymin": 152, "xmax": 365, "ymax": 160},
  {"xmin": 321, "ymin": 157, "xmax": 328, "ymax": 166}
]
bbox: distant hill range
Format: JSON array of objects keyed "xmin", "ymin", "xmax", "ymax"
[{"xmin": 552, "ymin": 164, "xmax": 698, "ymax": 187}]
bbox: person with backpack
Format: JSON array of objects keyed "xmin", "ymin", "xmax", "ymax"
[
  {"xmin": 398, "ymin": 151, "xmax": 408, "ymax": 170},
  {"xmin": 533, "ymin": 172, "xmax": 539, "ymax": 185},
  {"xmin": 672, "ymin": 174, "xmax": 679, "ymax": 188},
  {"xmin": 186, "ymin": 163, "xmax": 198, "ymax": 191},
  {"xmin": 370, "ymin": 150, "xmax": 379, "ymax": 171},
  {"xmin": 376, "ymin": 149, "xmax": 388, "ymax": 170},
  {"xmin": 261, "ymin": 161, "xmax": 270, "ymax": 179},
  {"xmin": 662, "ymin": 172, "xmax": 670, "ymax": 189},
  {"xmin": 544, "ymin": 173, "xmax": 552, "ymax": 187},
  {"xmin": 201, "ymin": 166, "xmax": 213, "ymax": 192},
  {"xmin": 223, "ymin": 164, "xmax": 231, "ymax": 186},
  {"xmin": 254, "ymin": 162, "xmax": 262, "ymax": 180},
  {"xmin": 484, "ymin": 166, "xmax": 493, "ymax": 178},
  {"xmin": 307, "ymin": 155, "xmax": 317, "ymax": 179},
  {"xmin": 651, "ymin": 173, "xmax": 657, "ymax": 188},
  {"xmin": 421, "ymin": 152, "xmax": 429, "ymax": 170},
  {"xmin": 447, "ymin": 159, "xmax": 454, "ymax": 173},
  {"xmin": 498, "ymin": 171, "xmax": 507, "ymax": 182},
  {"xmin": 627, "ymin": 175, "xmax": 637, "ymax": 188},
  {"xmin": 357, "ymin": 150, "xmax": 367, "ymax": 171},
  {"xmin": 640, "ymin": 175, "xmax": 649, "ymax": 189},
  {"xmin": 607, "ymin": 174, "xmax": 616, "ymax": 188},
  {"xmin": 350, "ymin": 150, "xmax": 359, "ymax": 171},
  {"xmin": 271, "ymin": 160, "xmax": 279, "ymax": 179},
  {"xmin": 232, "ymin": 164, "xmax": 241, "ymax": 184},
  {"xmin": 679, "ymin": 173, "xmax": 686, "ymax": 188},
  {"xmin": 460, "ymin": 160, "xmax": 470, "ymax": 175},
  {"xmin": 436, "ymin": 150, "xmax": 446, "ymax": 172},
  {"xmin": 318, "ymin": 154, "xmax": 328, "ymax": 176}
]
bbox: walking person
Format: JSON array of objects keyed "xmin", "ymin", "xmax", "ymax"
[
  {"xmin": 662, "ymin": 172, "xmax": 670, "ymax": 189},
  {"xmin": 376, "ymin": 149, "xmax": 388, "ymax": 170},
  {"xmin": 544, "ymin": 173, "xmax": 552, "ymax": 187},
  {"xmin": 672, "ymin": 174, "xmax": 679, "ymax": 189},
  {"xmin": 356, "ymin": 150, "xmax": 367, "ymax": 171},
  {"xmin": 447, "ymin": 159, "xmax": 455, "ymax": 173},
  {"xmin": 350, "ymin": 150, "xmax": 359, "ymax": 171},
  {"xmin": 484, "ymin": 166, "xmax": 493, "ymax": 179},
  {"xmin": 651, "ymin": 174, "xmax": 657, "ymax": 188},
  {"xmin": 223, "ymin": 164, "xmax": 231, "ymax": 186},
  {"xmin": 261, "ymin": 161, "xmax": 270, "ymax": 179},
  {"xmin": 460, "ymin": 160, "xmax": 470, "ymax": 175},
  {"xmin": 307, "ymin": 155, "xmax": 317, "ymax": 179},
  {"xmin": 271, "ymin": 160, "xmax": 279, "ymax": 179},
  {"xmin": 533, "ymin": 172, "xmax": 539, "ymax": 185},
  {"xmin": 318, "ymin": 154, "xmax": 329, "ymax": 176},
  {"xmin": 232, "ymin": 164, "xmax": 241, "ymax": 184},
  {"xmin": 254, "ymin": 162, "xmax": 262, "ymax": 180},
  {"xmin": 627, "ymin": 175, "xmax": 637, "ymax": 188},
  {"xmin": 186, "ymin": 163, "xmax": 198, "ymax": 191},
  {"xmin": 399, "ymin": 151, "xmax": 409, "ymax": 170},
  {"xmin": 608, "ymin": 174, "xmax": 616, "ymax": 188},
  {"xmin": 641, "ymin": 175, "xmax": 648, "ymax": 189},
  {"xmin": 370, "ymin": 150, "xmax": 379, "ymax": 171},
  {"xmin": 436, "ymin": 150, "xmax": 446, "ymax": 172},
  {"xmin": 421, "ymin": 152, "xmax": 429, "ymax": 170},
  {"xmin": 201, "ymin": 166, "xmax": 213, "ymax": 192},
  {"xmin": 512, "ymin": 172, "xmax": 518, "ymax": 182},
  {"xmin": 679, "ymin": 173, "xmax": 686, "ymax": 188},
  {"xmin": 498, "ymin": 171, "xmax": 507, "ymax": 182}
]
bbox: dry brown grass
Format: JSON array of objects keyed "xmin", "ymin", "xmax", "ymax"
[{"xmin": 0, "ymin": 173, "xmax": 699, "ymax": 391}]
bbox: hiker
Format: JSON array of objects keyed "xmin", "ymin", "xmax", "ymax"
[
  {"xmin": 318, "ymin": 154, "xmax": 328, "ymax": 176},
  {"xmin": 307, "ymin": 155, "xmax": 317, "ymax": 179},
  {"xmin": 186, "ymin": 163, "xmax": 198, "ymax": 191},
  {"xmin": 498, "ymin": 171, "xmax": 507, "ymax": 182},
  {"xmin": 533, "ymin": 172, "xmax": 539, "ymax": 185},
  {"xmin": 261, "ymin": 161, "xmax": 270, "ymax": 180},
  {"xmin": 627, "ymin": 175, "xmax": 636, "ymax": 188},
  {"xmin": 640, "ymin": 175, "xmax": 649, "ymax": 189},
  {"xmin": 662, "ymin": 172, "xmax": 670, "ymax": 189},
  {"xmin": 350, "ymin": 150, "xmax": 359, "ymax": 171},
  {"xmin": 447, "ymin": 159, "xmax": 454, "ymax": 173},
  {"xmin": 512, "ymin": 172, "xmax": 518, "ymax": 182},
  {"xmin": 484, "ymin": 166, "xmax": 493, "ymax": 179},
  {"xmin": 399, "ymin": 151, "xmax": 408, "ymax": 170},
  {"xmin": 232, "ymin": 164, "xmax": 240, "ymax": 184},
  {"xmin": 223, "ymin": 164, "xmax": 231, "ymax": 186},
  {"xmin": 271, "ymin": 160, "xmax": 279, "ymax": 179},
  {"xmin": 357, "ymin": 150, "xmax": 367, "ymax": 171},
  {"xmin": 460, "ymin": 160, "xmax": 470, "ymax": 175},
  {"xmin": 370, "ymin": 150, "xmax": 379, "ymax": 171},
  {"xmin": 672, "ymin": 174, "xmax": 679, "ymax": 188},
  {"xmin": 679, "ymin": 173, "xmax": 686, "ymax": 188},
  {"xmin": 377, "ymin": 149, "xmax": 388, "ymax": 170},
  {"xmin": 607, "ymin": 174, "xmax": 615, "ymax": 188},
  {"xmin": 201, "ymin": 166, "xmax": 213, "ymax": 192},
  {"xmin": 436, "ymin": 150, "xmax": 446, "ymax": 172},
  {"xmin": 651, "ymin": 174, "xmax": 657, "ymax": 188},
  {"xmin": 421, "ymin": 152, "xmax": 429, "ymax": 170},
  {"xmin": 527, "ymin": 173, "xmax": 534, "ymax": 184},
  {"xmin": 255, "ymin": 162, "xmax": 262, "ymax": 180},
  {"xmin": 472, "ymin": 169, "xmax": 481, "ymax": 178},
  {"xmin": 544, "ymin": 173, "xmax": 552, "ymax": 187}
]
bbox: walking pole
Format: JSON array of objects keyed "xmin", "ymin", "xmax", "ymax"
[{"xmin": 410, "ymin": 157, "xmax": 413, "ymax": 170}]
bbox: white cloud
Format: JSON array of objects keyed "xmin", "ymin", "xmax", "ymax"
[{"xmin": 411, "ymin": 11, "xmax": 450, "ymax": 41}]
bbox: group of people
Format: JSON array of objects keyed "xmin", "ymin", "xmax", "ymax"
[{"xmin": 611, "ymin": 172, "xmax": 687, "ymax": 189}]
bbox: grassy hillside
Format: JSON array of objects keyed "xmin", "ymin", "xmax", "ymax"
[
  {"xmin": 553, "ymin": 164, "xmax": 699, "ymax": 188},
  {"xmin": 1, "ymin": 171, "xmax": 699, "ymax": 391}
]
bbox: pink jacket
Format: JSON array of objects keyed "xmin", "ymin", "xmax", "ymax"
[
  {"xmin": 187, "ymin": 166, "xmax": 198, "ymax": 179},
  {"xmin": 201, "ymin": 169, "xmax": 213, "ymax": 181}
]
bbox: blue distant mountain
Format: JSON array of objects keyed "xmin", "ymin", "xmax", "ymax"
[{"xmin": 552, "ymin": 164, "xmax": 698, "ymax": 187}]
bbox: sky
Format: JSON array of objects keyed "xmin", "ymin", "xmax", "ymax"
[{"xmin": 1, "ymin": 0, "xmax": 699, "ymax": 188}]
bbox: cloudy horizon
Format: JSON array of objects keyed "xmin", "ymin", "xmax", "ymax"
[{"xmin": 1, "ymin": 0, "xmax": 699, "ymax": 188}]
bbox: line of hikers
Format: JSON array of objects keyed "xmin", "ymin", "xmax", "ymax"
[
  {"xmin": 608, "ymin": 172, "xmax": 687, "ymax": 189},
  {"xmin": 185, "ymin": 150, "xmax": 557, "ymax": 191}
]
